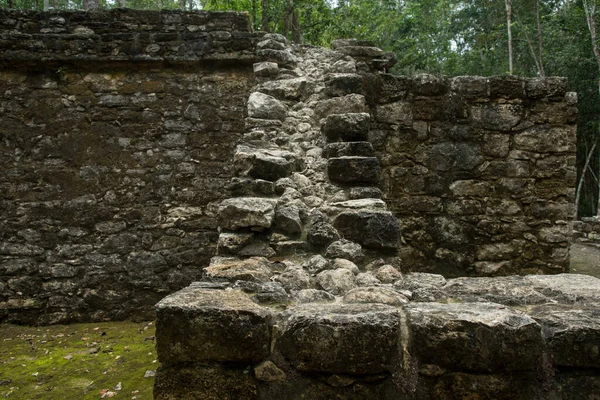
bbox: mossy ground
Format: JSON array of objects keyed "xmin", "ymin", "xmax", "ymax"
[{"xmin": 0, "ymin": 321, "xmax": 157, "ymax": 399}]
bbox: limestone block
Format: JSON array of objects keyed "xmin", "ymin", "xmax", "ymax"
[
  {"xmin": 205, "ymin": 257, "xmax": 274, "ymax": 282},
  {"xmin": 154, "ymin": 363, "xmax": 258, "ymax": 400},
  {"xmin": 307, "ymin": 221, "xmax": 340, "ymax": 248},
  {"xmin": 273, "ymin": 205, "xmax": 303, "ymax": 236},
  {"xmin": 325, "ymin": 239, "xmax": 363, "ymax": 263},
  {"xmin": 526, "ymin": 76, "xmax": 568, "ymax": 98},
  {"xmin": 155, "ymin": 285, "xmax": 272, "ymax": 364},
  {"xmin": 514, "ymin": 125, "xmax": 576, "ymax": 153},
  {"xmin": 321, "ymin": 113, "xmax": 370, "ymax": 142},
  {"xmin": 426, "ymin": 142, "xmax": 483, "ymax": 171},
  {"xmin": 332, "ymin": 258, "xmax": 360, "ymax": 274},
  {"xmin": 405, "ymin": 302, "xmax": 543, "ymax": 372},
  {"xmin": 394, "ymin": 272, "xmax": 446, "ymax": 291},
  {"xmin": 273, "ymin": 265, "xmax": 311, "ymax": 291},
  {"xmin": 218, "ymin": 197, "xmax": 277, "ymax": 230},
  {"xmin": 450, "ymin": 76, "xmax": 488, "ymax": 99},
  {"xmin": 343, "ymin": 286, "xmax": 408, "ymax": 306},
  {"xmin": 247, "ymin": 92, "xmax": 287, "ymax": 121},
  {"xmin": 375, "ymin": 265, "xmax": 402, "ymax": 283},
  {"xmin": 489, "ymin": 75, "xmax": 525, "ymax": 98},
  {"xmin": 471, "ymin": 103, "xmax": 524, "ymax": 131},
  {"xmin": 529, "ymin": 304, "xmax": 600, "ymax": 368},
  {"xmin": 314, "ymin": 94, "xmax": 366, "ymax": 119},
  {"xmin": 324, "ymin": 73, "xmax": 364, "ymax": 97},
  {"xmin": 375, "ymin": 101, "xmax": 412, "ymax": 126},
  {"xmin": 356, "ymin": 272, "xmax": 381, "ymax": 287},
  {"xmin": 327, "ymin": 156, "xmax": 381, "ymax": 185},
  {"xmin": 257, "ymin": 77, "xmax": 314, "ymax": 100},
  {"xmin": 235, "ymin": 145, "xmax": 298, "ymax": 181},
  {"xmin": 316, "ymin": 268, "xmax": 356, "ymax": 295},
  {"xmin": 274, "ymin": 303, "xmax": 401, "ymax": 374},
  {"xmin": 323, "ymin": 141, "xmax": 374, "ymax": 158},
  {"xmin": 294, "ymin": 289, "xmax": 336, "ymax": 304},
  {"xmin": 412, "ymin": 74, "xmax": 448, "ymax": 96},
  {"xmin": 333, "ymin": 210, "xmax": 401, "ymax": 249},
  {"xmin": 253, "ymin": 61, "xmax": 279, "ymax": 77},
  {"xmin": 349, "ymin": 186, "xmax": 382, "ymax": 199}
]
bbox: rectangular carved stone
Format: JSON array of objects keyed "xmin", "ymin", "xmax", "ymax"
[{"xmin": 156, "ymin": 285, "xmax": 272, "ymax": 364}]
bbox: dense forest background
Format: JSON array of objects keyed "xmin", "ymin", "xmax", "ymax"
[{"xmin": 1, "ymin": 0, "xmax": 599, "ymax": 218}]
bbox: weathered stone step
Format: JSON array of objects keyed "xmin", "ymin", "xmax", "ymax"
[
  {"xmin": 333, "ymin": 210, "xmax": 401, "ymax": 249},
  {"xmin": 218, "ymin": 197, "xmax": 277, "ymax": 231},
  {"xmin": 327, "ymin": 156, "xmax": 381, "ymax": 185},
  {"xmin": 156, "ymin": 274, "xmax": 600, "ymax": 399},
  {"xmin": 322, "ymin": 113, "xmax": 370, "ymax": 142},
  {"xmin": 234, "ymin": 144, "xmax": 300, "ymax": 182},
  {"xmin": 323, "ymin": 141, "xmax": 374, "ymax": 158}
]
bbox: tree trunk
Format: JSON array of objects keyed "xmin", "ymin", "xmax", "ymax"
[
  {"xmin": 180, "ymin": 0, "xmax": 186, "ymax": 11},
  {"xmin": 292, "ymin": 7, "xmax": 301, "ymax": 43},
  {"xmin": 536, "ymin": 0, "xmax": 545, "ymax": 77},
  {"xmin": 505, "ymin": 0, "xmax": 513, "ymax": 74},
  {"xmin": 283, "ymin": 0, "xmax": 292, "ymax": 39},
  {"xmin": 43, "ymin": 0, "xmax": 49, "ymax": 10},
  {"xmin": 262, "ymin": 0, "xmax": 269, "ymax": 32},
  {"xmin": 576, "ymin": 140, "xmax": 597, "ymax": 219},
  {"xmin": 118, "ymin": 0, "xmax": 126, "ymax": 8}
]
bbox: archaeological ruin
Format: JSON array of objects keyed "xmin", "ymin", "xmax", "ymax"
[{"xmin": 1, "ymin": 9, "xmax": 599, "ymax": 399}]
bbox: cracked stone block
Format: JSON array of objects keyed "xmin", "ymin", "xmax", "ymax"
[
  {"xmin": 405, "ymin": 302, "xmax": 543, "ymax": 373},
  {"xmin": 333, "ymin": 210, "xmax": 401, "ymax": 249},
  {"xmin": 156, "ymin": 285, "xmax": 272, "ymax": 364},
  {"xmin": 234, "ymin": 145, "xmax": 299, "ymax": 182},
  {"xmin": 274, "ymin": 303, "xmax": 401, "ymax": 374},
  {"xmin": 327, "ymin": 157, "xmax": 381, "ymax": 185},
  {"xmin": 205, "ymin": 256, "xmax": 274, "ymax": 282}
]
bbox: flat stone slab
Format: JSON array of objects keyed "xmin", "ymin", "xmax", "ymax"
[
  {"xmin": 234, "ymin": 144, "xmax": 299, "ymax": 181},
  {"xmin": 218, "ymin": 197, "xmax": 277, "ymax": 230},
  {"xmin": 333, "ymin": 210, "xmax": 401, "ymax": 249},
  {"xmin": 328, "ymin": 156, "xmax": 381, "ymax": 185},
  {"xmin": 405, "ymin": 302, "xmax": 543, "ymax": 373},
  {"xmin": 155, "ymin": 285, "xmax": 272, "ymax": 364},
  {"xmin": 205, "ymin": 256, "xmax": 274, "ymax": 282}
]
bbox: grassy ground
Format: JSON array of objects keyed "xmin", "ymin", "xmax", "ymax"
[{"xmin": 0, "ymin": 321, "xmax": 156, "ymax": 399}]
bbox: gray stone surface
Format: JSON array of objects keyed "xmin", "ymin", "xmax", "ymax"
[
  {"xmin": 205, "ymin": 257, "xmax": 274, "ymax": 282},
  {"xmin": 275, "ymin": 303, "xmax": 401, "ymax": 374},
  {"xmin": 156, "ymin": 286, "xmax": 272, "ymax": 364},
  {"xmin": 218, "ymin": 198, "xmax": 278, "ymax": 230},
  {"xmin": 322, "ymin": 113, "xmax": 370, "ymax": 142},
  {"xmin": 316, "ymin": 268, "xmax": 356, "ymax": 295},
  {"xmin": 405, "ymin": 302, "xmax": 543, "ymax": 372},
  {"xmin": 325, "ymin": 239, "xmax": 364, "ymax": 263},
  {"xmin": 247, "ymin": 92, "xmax": 287, "ymax": 121},
  {"xmin": 328, "ymin": 156, "xmax": 381, "ymax": 185},
  {"xmin": 333, "ymin": 211, "xmax": 401, "ymax": 249}
]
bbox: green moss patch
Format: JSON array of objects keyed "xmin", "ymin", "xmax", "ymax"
[{"xmin": 0, "ymin": 321, "xmax": 157, "ymax": 399}]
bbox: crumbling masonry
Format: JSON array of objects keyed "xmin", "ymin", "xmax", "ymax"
[{"xmin": 0, "ymin": 9, "xmax": 598, "ymax": 399}]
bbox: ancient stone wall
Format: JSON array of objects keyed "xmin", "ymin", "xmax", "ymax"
[
  {"xmin": 0, "ymin": 10, "xmax": 577, "ymax": 326},
  {"xmin": 364, "ymin": 74, "xmax": 578, "ymax": 276},
  {"xmin": 0, "ymin": 9, "xmax": 258, "ymax": 324}
]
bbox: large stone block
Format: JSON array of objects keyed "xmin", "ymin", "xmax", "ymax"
[
  {"xmin": 274, "ymin": 303, "xmax": 401, "ymax": 374},
  {"xmin": 333, "ymin": 210, "xmax": 401, "ymax": 249},
  {"xmin": 205, "ymin": 256, "xmax": 274, "ymax": 282},
  {"xmin": 247, "ymin": 92, "xmax": 287, "ymax": 121},
  {"xmin": 528, "ymin": 304, "xmax": 600, "ymax": 368},
  {"xmin": 405, "ymin": 302, "xmax": 543, "ymax": 372},
  {"xmin": 321, "ymin": 113, "xmax": 370, "ymax": 142},
  {"xmin": 234, "ymin": 145, "xmax": 298, "ymax": 181},
  {"xmin": 218, "ymin": 197, "xmax": 277, "ymax": 230},
  {"xmin": 155, "ymin": 285, "xmax": 272, "ymax": 364},
  {"xmin": 514, "ymin": 125, "xmax": 576, "ymax": 153},
  {"xmin": 327, "ymin": 156, "xmax": 381, "ymax": 185}
]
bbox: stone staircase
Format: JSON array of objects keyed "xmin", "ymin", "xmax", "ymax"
[{"xmin": 205, "ymin": 35, "xmax": 403, "ymax": 293}]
